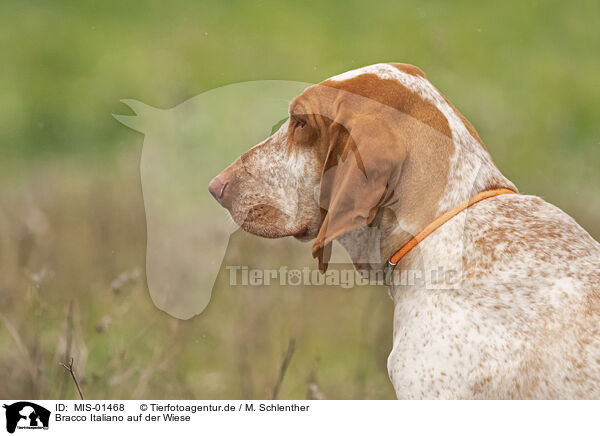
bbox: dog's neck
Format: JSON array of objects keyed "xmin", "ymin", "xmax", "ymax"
[{"xmin": 381, "ymin": 145, "xmax": 516, "ymax": 261}]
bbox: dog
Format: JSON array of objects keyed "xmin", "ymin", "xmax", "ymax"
[{"xmin": 209, "ymin": 63, "xmax": 600, "ymax": 399}]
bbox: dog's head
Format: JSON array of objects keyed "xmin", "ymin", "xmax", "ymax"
[{"xmin": 209, "ymin": 63, "xmax": 492, "ymax": 271}]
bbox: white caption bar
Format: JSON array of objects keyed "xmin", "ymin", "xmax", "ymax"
[{"xmin": 1, "ymin": 400, "xmax": 597, "ymax": 436}]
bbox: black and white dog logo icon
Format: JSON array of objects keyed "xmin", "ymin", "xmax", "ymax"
[{"xmin": 3, "ymin": 402, "xmax": 50, "ymax": 433}]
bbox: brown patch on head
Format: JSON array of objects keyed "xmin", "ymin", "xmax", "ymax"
[
  {"xmin": 389, "ymin": 62, "xmax": 427, "ymax": 78},
  {"xmin": 321, "ymin": 73, "xmax": 451, "ymax": 140}
]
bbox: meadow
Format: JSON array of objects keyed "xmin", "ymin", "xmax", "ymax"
[{"xmin": 0, "ymin": 0, "xmax": 599, "ymax": 399}]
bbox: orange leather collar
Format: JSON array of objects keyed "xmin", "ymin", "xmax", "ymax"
[{"xmin": 388, "ymin": 188, "xmax": 517, "ymax": 266}]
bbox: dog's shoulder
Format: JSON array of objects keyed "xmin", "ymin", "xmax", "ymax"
[{"xmin": 463, "ymin": 194, "xmax": 600, "ymax": 280}]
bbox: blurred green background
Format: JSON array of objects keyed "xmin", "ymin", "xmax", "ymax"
[{"xmin": 1, "ymin": 0, "xmax": 599, "ymax": 399}]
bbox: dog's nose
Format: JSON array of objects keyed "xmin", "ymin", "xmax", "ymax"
[{"xmin": 208, "ymin": 175, "xmax": 231, "ymax": 207}]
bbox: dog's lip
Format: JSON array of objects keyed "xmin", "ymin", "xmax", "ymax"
[{"xmin": 292, "ymin": 226, "xmax": 310, "ymax": 240}]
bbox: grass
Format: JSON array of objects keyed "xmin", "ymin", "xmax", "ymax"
[
  {"xmin": 0, "ymin": 155, "xmax": 395, "ymax": 399},
  {"xmin": 0, "ymin": 0, "xmax": 599, "ymax": 399}
]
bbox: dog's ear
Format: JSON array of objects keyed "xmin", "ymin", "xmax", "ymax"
[{"xmin": 312, "ymin": 99, "xmax": 407, "ymax": 271}]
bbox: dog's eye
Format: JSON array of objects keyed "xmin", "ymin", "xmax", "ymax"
[
  {"xmin": 289, "ymin": 115, "xmax": 316, "ymax": 145},
  {"xmin": 293, "ymin": 117, "xmax": 307, "ymax": 129}
]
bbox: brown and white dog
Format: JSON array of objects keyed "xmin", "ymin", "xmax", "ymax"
[{"xmin": 209, "ymin": 63, "xmax": 600, "ymax": 399}]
